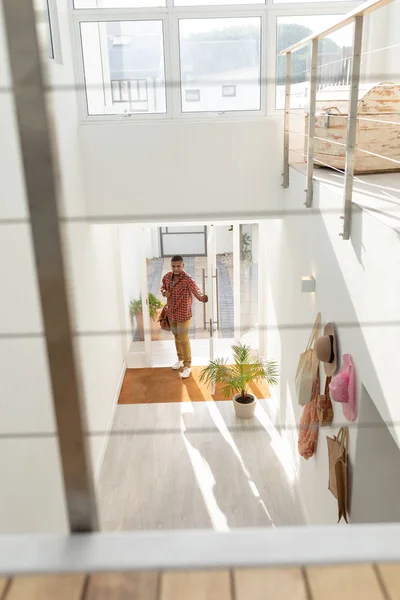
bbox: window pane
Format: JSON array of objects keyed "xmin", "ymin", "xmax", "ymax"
[
  {"xmin": 80, "ymin": 21, "xmax": 167, "ymax": 116},
  {"xmin": 275, "ymin": 15, "xmax": 351, "ymax": 109},
  {"xmin": 179, "ymin": 17, "xmax": 261, "ymax": 113},
  {"xmin": 74, "ymin": 0, "xmax": 165, "ymax": 8}
]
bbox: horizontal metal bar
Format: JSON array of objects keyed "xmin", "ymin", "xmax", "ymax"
[
  {"xmin": 0, "ymin": 317, "xmax": 399, "ymax": 343},
  {"xmin": 315, "ymin": 136, "xmax": 347, "ymax": 148},
  {"xmin": 357, "ymin": 116, "xmax": 400, "ymax": 126},
  {"xmin": 361, "ymin": 41, "xmax": 400, "ymax": 56},
  {"xmin": 356, "ymin": 148, "xmax": 400, "ymax": 165},
  {"xmin": 3, "ymin": 525, "xmax": 400, "ymax": 575},
  {"xmin": 290, "ymin": 148, "xmax": 347, "ymax": 176},
  {"xmin": 312, "ymin": 134, "xmax": 400, "ymax": 164},
  {"xmin": 288, "ymin": 131, "xmax": 308, "ymax": 137},
  {"xmin": 280, "ymin": 0, "xmax": 393, "ymax": 55}
]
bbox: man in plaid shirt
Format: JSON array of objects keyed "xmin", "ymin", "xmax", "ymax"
[{"xmin": 161, "ymin": 255, "xmax": 208, "ymax": 379}]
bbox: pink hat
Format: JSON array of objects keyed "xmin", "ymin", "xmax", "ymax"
[{"xmin": 329, "ymin": 354, "xmax": 357, "ymax": 421}]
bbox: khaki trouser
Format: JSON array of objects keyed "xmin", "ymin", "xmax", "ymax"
[{"xmin": 170, "ymin": 320, "xmax": 192, "ymax": 368}]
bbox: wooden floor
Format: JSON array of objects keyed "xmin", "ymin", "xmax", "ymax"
[
  {"xmin": 2, "ymin": 564, "xmax": 400, "ymax": 599},
  {"xmin": 98, "ymin": 401, "xmax": 305, "ymax": 530},
  {"xmin": 118, "ymin": 368, "xmax": 271, "ymax": 404}
]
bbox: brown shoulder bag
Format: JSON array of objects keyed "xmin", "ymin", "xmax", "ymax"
[{"xmin": 317, "ymin": 376, "xmax": 334, "ymax": 427}]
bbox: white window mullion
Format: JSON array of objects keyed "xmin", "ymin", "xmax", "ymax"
[
  {"xmin": 266, "ymin": 9, "xmax": 277, "ymax": 115},
  {"xmin": 260, "ymin": 8, "xmax": 268, "ymax": 114},
  {"xmin": 169, "ymin": 14, "xmax": 183, "ymax": 117}
]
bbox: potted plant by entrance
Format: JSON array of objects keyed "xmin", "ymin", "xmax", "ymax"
[
  {"xmin": 129, "ymin": 293, "xmax": 165, "ymax": 341},
  {"xmin": 199, "ymin": 343, "xmax": 279, "ymax": 419}
]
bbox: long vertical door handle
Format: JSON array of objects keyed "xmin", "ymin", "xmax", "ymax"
[
  {"xmin": 202, "ymin": 268, "xmax": 207, "ymax": 330},
  {"xmin": 215, "ymin": 268, "xmax": 220, "ymax": 331}
]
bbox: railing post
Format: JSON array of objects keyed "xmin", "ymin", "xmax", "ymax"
[
  {"xmin": 2, "ymin": 0, "xmax": 98, "ymax": 532},
  {"xmin": 342, "ymin": 15, "xmax": 364, "ymax": 240},
  {"xmin": 282, "ymin": 52, "xmax": 291, "ymax": 189},
  {"xmin": 305, "ymin": 39, "xmax": 319, "ymax": 208}
]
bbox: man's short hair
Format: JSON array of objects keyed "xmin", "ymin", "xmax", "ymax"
[{"xmin": 171, "ymin": 255, "xmax": 184, "ymax": 263}]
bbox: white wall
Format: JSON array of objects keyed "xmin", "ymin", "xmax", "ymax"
[
  {"xmin": 0, "ymin": 0, "xmax": 125, "ymax": 533},
  {"xmin": 263, "ymin": 168, "xmax": 400, "ymax": 525},
  {"xmin": 63, "ymin": 224, "xmax": 125, "ymax": 481},
  {"xmin": 351, "ymin": 385, "xmax": 400, "ymax": 523},
  {"xmin": 79, "ymin": 119, "xmax": 283, "ymax": 222},
  {"xmin": 364, "ymin": 1, "xmax": 400, "ymax": 83},
  {"xmin": 118, "ymin": 224, "xmax": 145, "ymax": 353}
]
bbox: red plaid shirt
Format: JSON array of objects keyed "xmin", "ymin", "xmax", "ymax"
[{"xmin": 161, "ymin": 271, "xmax": 206, "ymax": 323}]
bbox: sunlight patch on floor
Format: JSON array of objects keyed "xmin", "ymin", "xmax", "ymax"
[
  {"xmin": 255, "ymin": 401, "xmax": 299, "ymax": 486},
  {"xmin": 180, "ymin": 402, "xmax": 229, "ymax": 531},
  {"xmin": 205, "ymin": 401, "xmax": 274, "ymax": 526}
]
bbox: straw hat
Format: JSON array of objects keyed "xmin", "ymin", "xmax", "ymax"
[{"xmin": 314, "ymin": 323, "xmax": 337, "ymax": 376}]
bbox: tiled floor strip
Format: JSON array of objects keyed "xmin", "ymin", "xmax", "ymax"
[{"xmin": 3, "ymin": 566, "xmax": 400, "ymax": 600}]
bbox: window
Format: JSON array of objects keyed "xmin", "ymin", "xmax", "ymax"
[
  {"xmin": 72, "ymin": 0, "xmax": 364, "ymax": 119},
  {"xmin": 275, "ymin": 15, "xmax": 353, "ymax": 109},
  {"xmin": 34, "ymin": 0, "xmax": 55, "ymax": 59},
  {"xmin": 80, "ymin": 20, "xmax": 167, "ymax": 116},
  {"xmin": 179, "ymin": 17, "xmax": 261, "ymax": 113}
]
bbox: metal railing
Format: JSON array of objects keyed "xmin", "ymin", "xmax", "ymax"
[{"xmin": 280, "ymin": 0, "xmax": 399, "ymax": 240}]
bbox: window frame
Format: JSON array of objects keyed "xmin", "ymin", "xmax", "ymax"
[
  {"xmin": 70, "ymin": 0, "xmax": 364, "ymax": 123},
  {"xmin": 35, "ymin": 0, "xmax": 63, "ymax": 62}
]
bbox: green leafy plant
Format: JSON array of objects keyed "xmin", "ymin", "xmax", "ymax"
[
  {"xmin": 242, "ymin": 232, "xmax": 251, "ymax": 252},
  {"xmin": 199, "ymin": 343, "xmax": 279, "ymax": 402},
  {"xmin": 129, "ymin": 293, "xmax": 164, "ymax": 322}
]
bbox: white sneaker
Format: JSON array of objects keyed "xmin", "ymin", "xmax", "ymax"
[
  {"xmin": 172, "ymin": 360, "xmax": 184, "ymax": 370},
  {"xmin": 180, "ymin": 367, "xmax": 192, "ymax": 379}
]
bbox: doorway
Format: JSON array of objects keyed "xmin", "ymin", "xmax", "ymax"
[{"xmin": 126, "ymin": 221, "xmax": 261, "ymax": 369}]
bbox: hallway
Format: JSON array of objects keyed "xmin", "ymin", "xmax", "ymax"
[
  {"xmin": 135, "ymin": 255, "xmax": 235, "ymax": 342},
  {"xmin": 98, "ymin": 401, "xmax": 306, "ymax": 531}
]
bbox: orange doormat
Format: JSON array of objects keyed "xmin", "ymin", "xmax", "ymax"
[{"xmin": 118, "ymin": 367, "xmax": 271, "ymax": 404}]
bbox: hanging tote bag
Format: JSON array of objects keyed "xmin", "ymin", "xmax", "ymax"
[
  {"xmin": 295, "ymin": 312, "xmax": 321, "ymax": 406},
  {"xmin": 317, "ymin": 376, "xmax": 334, "ymax": 427},
  {"xmin": 298, "ymin": 367, "xmax": 320, "ymax": 460},
  {"xmin": 327, "ymin": 426, "xmax": 349, "ymax": 523}
]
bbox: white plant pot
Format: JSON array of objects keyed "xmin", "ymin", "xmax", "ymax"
[{"xmin": 233, "ymin": 393, "xmax": 256, "ymax": 419}]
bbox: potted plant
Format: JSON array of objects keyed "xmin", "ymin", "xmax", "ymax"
[
  {"xmin": 129, "ymin": 293, "xmax": 165, "ymax": 341},
  {"xmin": 199, "ymin": 343, "xmax": 279, "ymax": 419}
]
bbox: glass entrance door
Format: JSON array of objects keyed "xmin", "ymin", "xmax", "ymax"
[
  {"xmin": 142, "ymin": 221, "xmax": 260, "ymax": 368},
  {"xmin": 145, "ymin": 224, "xmax": 210, "ymax": 367},
  {"xmin": 206, "ymin": 222, "xmax": 260, "ymax": 364}
]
